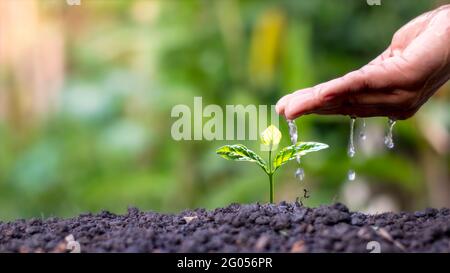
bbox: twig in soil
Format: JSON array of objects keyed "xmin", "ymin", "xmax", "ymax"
[
  {"xmin": 374, "ymin": 227, "xmax": 406, "ymax": 252},
  {"xmin": 303, "ymin": 189, "xmax": 310, "ymax": 199},
  {"xmin": 295, "ymin": 188, "xmax": 311, "ymax": 206}
]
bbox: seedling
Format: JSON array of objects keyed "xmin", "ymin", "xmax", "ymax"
[{"xmin": 216, "ymin": 125, "xmax": 328, "ymax": 203}]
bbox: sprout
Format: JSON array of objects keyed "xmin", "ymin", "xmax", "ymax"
[
  {"xmin": 260, "ymin": 125, "xmax": 282, "ymax": 151},
  {"xmin": 216, "ymin": 124, "xmax": 328, "ymax": 203}
]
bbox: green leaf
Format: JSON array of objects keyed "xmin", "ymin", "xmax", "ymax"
[
  {"xmin": 216, "ymin": 144, "xmax": 268, "ymax": 173},
  {"xmin": 273, "ymin": 142, "xmax": 329, "ymax": 171}
]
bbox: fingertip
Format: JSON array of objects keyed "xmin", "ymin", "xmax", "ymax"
[
  {"xmin": 284, "ymin": 110, "xmax": 298, "ymax": 120},
  {"xmin": 275, "ymin": 102, "xmax": 283, "ymax": 115},
  {"xmin": 285, "ymin": 89, "xmax": 319, "ymax": 119},
  {"xmin": 284, "ymin": 98, "xmax": 303, "ymax": 120},
  {"xmin": 277, "ymin": 87, "xmax": 318, "ymax": 119},
  {"xmin": 275, "ymin": 95, "xmax": 290, "ymax": 115}
]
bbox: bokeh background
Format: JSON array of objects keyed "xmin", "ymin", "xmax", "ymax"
[{"xmin": 0, "ymin": 0, "xmax": 448, "ymax": 220}]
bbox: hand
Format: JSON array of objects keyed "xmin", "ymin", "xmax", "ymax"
[{"xmin": 276, "ymin": 5, "xmax": 450, "ymax": 120}]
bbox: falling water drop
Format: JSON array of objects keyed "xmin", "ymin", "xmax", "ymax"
[
  {"xmin": 347, "ymin": 169, "xmax": 356, "ymax": 181},
  {"xmin": 359, "ymin": 118, "xmax": 366, "ymax": 141},
  {"xmin": 348, "ymin": 117, "xmax": 356, "ymax": 158},
  {"xmin": 287, "ymin": 119, "xmax": 304, "ymax": 181},
  {"xmin": 347, "ymin": 117, "xmax": 356, "ymax": 181},
  {"xmin": 295, "ymin": 168, "xmax": 305, "ymax": 180},
  {"xmin": 287, "ymin": 119, "xmax": 298, "ymax": 144},
  {"xmin": 384, "ymin": 118, "xmax": 396, "ymax": 149}
]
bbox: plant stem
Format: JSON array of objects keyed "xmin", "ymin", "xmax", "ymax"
[
  {"xmin": 269, "ymin": 173, "xmax": 274, "ymax": 203},
  {"xmin": 268, "ymin": 150, "xmax": 273, "ymax": 203},
  {"xmin": 268, "ymin": 150, "xmax": 272, "ymax": 173}
]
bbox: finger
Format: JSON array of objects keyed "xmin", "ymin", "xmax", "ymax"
[
  {"xmin": 310, "ymin": 88, "xmax": 417, "ymax": 119},
  {"xmin": 283, "ymin": 70, "xmax": 369, "ymax": 119},
  {"xmin": 283, "ymin": 68, "xmax": 398, "ymax": 119},
  {"xmin": 349, "ymin": 90, "xmax": 415, "ymax": 106},
  {"xmin": 281, "ymin": 56, "xmax": 410, "ymax": 119},
  {"xmin": 277, "ymin": 57, "xmax": 393, "ymax": 119},
  {"xmin": 276, "ymin": 86, "xmax": 316, "ymax": 116},
  {"xmin": 314, "ymin": 105, "xmax": 410, "ymax": 119},
  {"xmin": 275, "ymin": 93, "xmax": 293, "ymax": 115},
  {"xmin": 314, "ymin": 106, "xmax": 389, "ymax": 117},
  {"xmin": 284, "ymin": 86, "xmax": 325, "ymax": 119}
]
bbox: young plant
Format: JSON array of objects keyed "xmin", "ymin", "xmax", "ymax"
[{"xmin": 216, "ymin": 125, "xmax": 328, "ymax": 203}]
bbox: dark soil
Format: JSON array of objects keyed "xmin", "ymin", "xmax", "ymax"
[{"xmin": 1, "ymin": 202, "xmax": 449, "ymax": 253}]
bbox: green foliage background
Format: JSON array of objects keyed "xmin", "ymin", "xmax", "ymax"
[{"xmin": 0, "ymin": 0, "xmax": 448, "ymax": 220}]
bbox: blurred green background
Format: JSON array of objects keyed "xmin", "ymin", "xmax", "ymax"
[{"xmin": 0, "ymin": 0, "xmax": 448, "ymax": 220}]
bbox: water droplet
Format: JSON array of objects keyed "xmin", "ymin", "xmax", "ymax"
[
  {"xmin": 295, "ymin": 168, "xmax": 305, "ymax": 180},
  {"xmin": 287, "ymin": 119, "xmax": 303, "ymax": 181},
  {"xmin": 348, "ymin": 117, "xmax": 356, "ymax": 157},
  {"xmin": 384, "ymin": 118, "xmax": 396, "ymax": 149},
  {"xmin": 295, "ymin": 154, "xmax": 301, "ymax": 164},
  {"xmin": 347, "ymin": 117, "xmax": 357, "ymax": 181},
  {"xmin": 303, "ymin": 188, "xmax": 310, "ymax": 198},
  {"xmin": 287, "ymin": 119, "xmax": 298, "ymax": 145},
  {"xmin": 347, "ymin": 169, "xmax": 356, "ymax": 181},
  {"xmin": 359, "ymin": 118, "xmax": 366, "ymax": 140}
]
